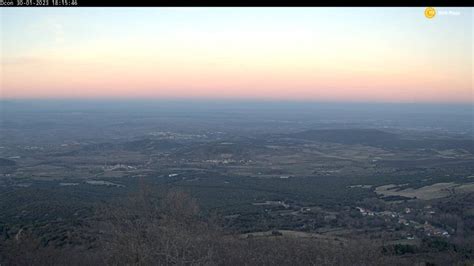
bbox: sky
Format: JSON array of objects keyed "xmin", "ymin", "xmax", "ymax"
[{"xmin": 1, "ymin": 7, "xmax": 473, "ymax": 103}]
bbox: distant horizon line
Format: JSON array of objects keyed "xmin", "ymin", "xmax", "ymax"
[{"xmin": 1, "ymin": 97, "xmax": 473, "ymax": 106}]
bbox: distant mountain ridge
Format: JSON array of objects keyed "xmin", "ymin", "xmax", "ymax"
[
  {"xmin": 287, "ymin": 129, "xmax": 398, "ymax": 146},
  {"xmin": 286, "ymin": 128, "xmax": 474, "ymax": 152}
]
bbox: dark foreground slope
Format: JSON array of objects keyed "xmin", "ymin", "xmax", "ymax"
[{"xmin": 1, "ymin": 187, "xmax": 471, "ymax": 266}]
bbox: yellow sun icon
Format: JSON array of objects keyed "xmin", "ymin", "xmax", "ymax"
[{"xmin": 425, "ymin": 7, "xmax": 436, "ymax": 19}]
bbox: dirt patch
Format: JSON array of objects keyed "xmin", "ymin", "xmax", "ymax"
[
  {"xmin": 240, "ymin": 230, "xmax": 346, "ymax": 243},
  {"xmin": 375, "ymin": 182, "xmax": 474, "ymax": 200}
]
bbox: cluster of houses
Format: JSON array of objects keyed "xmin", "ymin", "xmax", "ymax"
[
  {"xmin": 423, "ymin": 222, "xmax": 450, "ymax": 237},
  {"xmin": 147, "ymin": 131, "xmax": 207, "ymax": 140},
  {"xmin": 355, "ymin": 206, "xmax": 450, "ymax": 238},
  {"xmin": 204, "ymin": 159, "xmax": 253, "ymax": 165},
  {"xmin": 103, "ymin": 163, "xmax": 137, "ymax": 171}
]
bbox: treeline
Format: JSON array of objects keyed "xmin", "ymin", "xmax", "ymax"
[{"xmin": 0, "ymin": 185, "xmax": 470, "ymax": 265}]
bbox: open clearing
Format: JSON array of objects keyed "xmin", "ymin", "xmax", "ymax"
[
  {"xmin": 239, "ymin": 230, "xmax": 346, "ymax": 243},
  {"xmin": 375, "ymin": 182, "xmax": 474, "ymax": 200}
]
